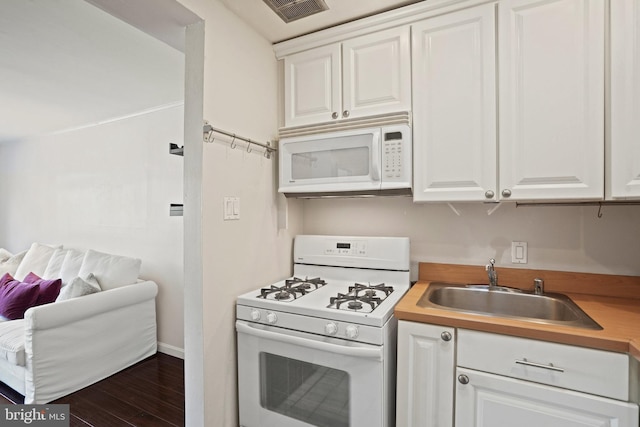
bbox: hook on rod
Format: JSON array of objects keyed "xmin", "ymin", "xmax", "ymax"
[
  {"xmin": 230, "ymin": 134, "xmax": 237, "ymax": 149},
  {"xmin": 597, "ymin": 203, "xmax": 603, "ymax": 219}
]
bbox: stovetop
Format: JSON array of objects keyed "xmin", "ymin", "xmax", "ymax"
[
  {"xmin": 236, "ymin": 235, "xmax": 411, "ymax": 329},
  {"xmin": 237, "ymin": 274, "xmax": 410, "ymax": 327}
]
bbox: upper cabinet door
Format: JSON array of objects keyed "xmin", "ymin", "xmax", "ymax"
[
  {"xmin": 342, "ymin": 26, "xmax": 411, "ymax": 120},
  {"xmin": 284, "ymin": 44, "xmax": 341, "ymax": 127},
  {"xmin": 498, "ymin": 0, "xmax": 605, "ymax": 201},
  {"xmin": 609, "ymin": 0, "xmax": 640, "ymax": 199},
  {"xmin": 412, "ymin": 3, "xmax": 498, "ymax": 202}
]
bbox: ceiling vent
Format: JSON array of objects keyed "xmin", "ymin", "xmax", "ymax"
[{"xmin": 262, "ymin": 0, "xmax": 329, "ymax": 23}]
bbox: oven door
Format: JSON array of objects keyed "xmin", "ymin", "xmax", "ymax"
[
  {"xmin": 236, "ymin": 320, "xmax": 385, "ymax": 427},
  {"xmin": 278, "ymin": 127, "xmax": 382, "ymax": 195}
]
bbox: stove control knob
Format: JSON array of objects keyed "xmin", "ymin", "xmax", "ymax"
[
  {"xmin": 345, "ymin": 324, "xmax": 359, "ymax": 340},
  {"xmin": 250, "ymin": 309, "xmax": 261, "ymax": 321},
  {"xmin": 325, "ymin": 322, "xmax": 338, "ymax": 335},
  {"xmin": 266, "ymin": 312, "xmax": 278, "ymax": 324}
]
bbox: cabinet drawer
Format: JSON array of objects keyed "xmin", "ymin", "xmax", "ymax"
[{"xmin": 457, "ymin": 329, "xmax": 630, "ymax": 401}]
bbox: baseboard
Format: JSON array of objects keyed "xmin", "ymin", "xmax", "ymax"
[{"xmin": 158, "ymin": 342, "xmax": 185, "ymax": 359}]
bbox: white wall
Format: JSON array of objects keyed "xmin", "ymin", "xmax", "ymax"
[
  {"xmin": 176, "ymin": 1, "xmax": 304, "ymax": 426},
  {"xmin": 303, "ymin": 197, "xmax": 640, "ymax": 279},
  {"xmin": 0, "ymin": 104, "xmax": 185, "ymax": 351}
]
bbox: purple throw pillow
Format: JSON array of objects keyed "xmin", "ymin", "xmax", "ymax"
[
  {"xmin": 0, "ymin": 273, "xmax": 14, "ymax": 288},
  {"xmin": 0, "ymin": 278, "xmax": 40, "ymax": 320},
  {"xmin": 23, "ymin": 272, "xmax": 62, "ymax": 305}
]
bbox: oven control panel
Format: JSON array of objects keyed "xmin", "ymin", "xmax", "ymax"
[
  {"xmin": 294, "ymin": 235, "xmax": 410, "ymax": 271},
  {"xmin": 324, "ymin": 240, "xmax": 367, "ymax": 256}
]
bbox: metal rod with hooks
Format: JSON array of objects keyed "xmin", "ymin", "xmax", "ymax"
[{"xmin": 203, "ymin": 122, "xmax": 276, "ymax": 159}]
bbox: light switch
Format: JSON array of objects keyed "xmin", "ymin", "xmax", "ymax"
[
  {"xmin": 223, "ymin": 197, "xmax": 240, "ymax": 220},
  {"xmin": 511, "ymin": 241, "xmax": 528, "ymax": 264},
  {"xmin": 233, "ymin": 197, "xmax": 240, "ymax": 218}
]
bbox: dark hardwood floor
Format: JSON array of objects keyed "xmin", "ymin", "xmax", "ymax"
[{"xmin": 0, "ymin": 353, "xmax": 185, "ymax": 427}]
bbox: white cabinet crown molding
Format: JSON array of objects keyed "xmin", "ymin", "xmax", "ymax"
[{"xmin": 273, "ymin": 0, "xmax": 497, "ymax": 58}]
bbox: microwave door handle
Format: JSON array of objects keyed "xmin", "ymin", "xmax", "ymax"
[
  {"xmin": 371, "ymin": 133, "xmax": 381, "ymax": 182},
  {"xmin": 236, "ymin": 321, "xmax": 383, "ymax": 360}
]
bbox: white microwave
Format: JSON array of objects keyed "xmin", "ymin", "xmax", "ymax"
[{"xmin": 278, "ymin": 124, "xmax": 412, "ymax": 197}]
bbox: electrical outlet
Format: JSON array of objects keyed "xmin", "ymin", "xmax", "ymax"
[{"xmin": 511, "ymin": 241, "xmax": 528, "ymax": 264}]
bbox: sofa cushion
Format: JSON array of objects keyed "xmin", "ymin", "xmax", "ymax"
[
  {"xmin": 23, "ymin": 273, "xmax": 62, "ymax": 306},
  {"xmin": 77, "ymin": 250, "xmax": 141, "ymax": 290},
  {"xmin": 0, "ymin": 275, "xmax": 40, "ymax": 320},
  {"xmin": 56, "ymin": 274, "xmax": 101, "ymax": 301},
  {"xmin": 0, "ymin": 249, "xmax": 11, "ymax": 263},
  {"xmin": 0, "ymin": 250, "xmax": 27, "ymax": 277},
  {"xmin": 59, "ymin": 249, "xmax": 85, "ymax": 286},
  {"xmin": 42, "ymin": 248, "xmax": 68, "ymax": 280},
  {"xmin": 0, "ymin": 319, "xmax": 25, "ymax": 366},
  {"xmin": 14, "ymin": 243, "xmax": 62, "ymax": 281}
]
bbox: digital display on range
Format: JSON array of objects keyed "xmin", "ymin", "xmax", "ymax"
[{"xmin": 336, "ymin": 243, "xmax": 351, "ymax": 249}]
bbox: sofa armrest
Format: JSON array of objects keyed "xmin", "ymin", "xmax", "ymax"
[
  {"xmin": 22, "ymin": 280, "xmax": 158, "ymax": 404},
  {"xmin": 25, "ymin": 280, "xmax": 158, "ymax": 330}
]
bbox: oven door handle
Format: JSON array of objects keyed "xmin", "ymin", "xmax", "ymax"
[{"xmin": 236, "ymin": 321, "xmax": 383, "ymax": 360}]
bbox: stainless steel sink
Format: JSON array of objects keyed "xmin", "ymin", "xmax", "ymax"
[{"xmin": 417, "ymin": 283, "xmax": 602, "ymax": 330}]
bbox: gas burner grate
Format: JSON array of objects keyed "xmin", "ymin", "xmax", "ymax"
[
  {"xmin": 257, "ymin": 277, "xmax": 326, "ymax": 301},
  {"xmin": 329, "ymin": 292, "xmax": 382, "ymax": 311},
  {"xmin": 350, "ymin": 282, "xmax": 394, "ymax": 297},
  {"xmin": 327, "ymin": 283, "xmax": 394, "ymax": 312}
]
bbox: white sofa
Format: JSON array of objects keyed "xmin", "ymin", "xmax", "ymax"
[{"xmin": 0, "ymin": 244, "xmax": 158, "ymax": 404}]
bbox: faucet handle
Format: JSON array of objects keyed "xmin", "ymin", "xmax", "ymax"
[{"xmin": 486, "ymin": 258, "xmax": 496, "ymax": 271}]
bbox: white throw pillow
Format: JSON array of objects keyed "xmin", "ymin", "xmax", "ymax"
[
  {"xmin": 77, "ymin": 249, "xmax": 141, "ymax": 290},
  {"xmin": 59, "ymin": 249, "xmax": 85, "ymax": 286},
  {"xmin": 42, "ymin": 248, "xmax": 69, "ymax": 279},
  {"xmin": 14, "ymin": 243, "xmax": 62, "ymax": 281},
  {"xmin": 0, "ymin": 250, "xmax": 27, "ymax": 277},
  {"xmin": 0, "ymin": 249, "xmax": 12, "ymax": 263},
  {"xmin": 56, "ymin": 274, "xmax": 101, "ymax": 301}
]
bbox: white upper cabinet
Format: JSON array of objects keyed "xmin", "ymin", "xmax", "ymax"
[
  {"xmin": 609, "ymin": 0, "xmax": 640, "ymax": 199},
  {"xmin": 342, "ymin": 27, "xmax": 411, "ymax": 120},
  {"xmin": 412, "ymin": 3, "xmax": 498, "ymax": 202},
  {"xmin": 283, "ymin": 26, "xmax": 411, "ymax": 127},
  {"xmin": 284, "ymin": 44, "xmax": 341, "ymax": 128},
  {"xmin": 498, "ymin": 0, "xmax": 605, "ymax": 201}
]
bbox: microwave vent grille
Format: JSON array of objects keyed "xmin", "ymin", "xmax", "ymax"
[
  {"xmin": 262, "ymin": 0, "xmax": 329, "ymax": 23},
  {"xmin": 278, "ymin": 111, "xmax": 411, "ymax": 139}
]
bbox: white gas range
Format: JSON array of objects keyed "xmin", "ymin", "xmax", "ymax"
[{"xmin": 236, "ymin": 235, "xmax": 410, "ymax": 427}]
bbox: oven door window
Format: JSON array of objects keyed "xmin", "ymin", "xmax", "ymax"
[{"xmin": 260, "ymin": 352, "xmax": 349, "ymax": 427}]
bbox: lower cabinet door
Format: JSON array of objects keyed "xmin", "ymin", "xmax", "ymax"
[
  {"xmin": 396, "ymin": 321, "xmax": 455, "ymax": 427},
  {"xmin": 455, "ymin": 367, "xmax": 639, "ymax": 427}
]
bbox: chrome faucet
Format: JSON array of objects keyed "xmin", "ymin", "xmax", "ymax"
[
  {"xmin": 486, "ymin": 258, "xmax": 498, "ymax": 289},
  {"xmin": 534, "ymin": 278, "xmax": 544, "ymax": 295}
]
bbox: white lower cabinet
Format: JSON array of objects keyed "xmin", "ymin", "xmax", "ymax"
[
  {"xmin": 396, "ymin": 321, "xmax": 455, "ymax": 427},
  {"xmin": 455, "ymin": 367, "xmax": 639, "ymax": 427},
  {"xmin": 396, "ymin": 325, "xmax": 639, "ymax": 427}
]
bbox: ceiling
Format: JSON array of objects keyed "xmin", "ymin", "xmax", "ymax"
[
  {"xmin": 0, "ymin": 0, "xmax": 184, "ymax": 144},
  {"xmin": 219, "ymin": 0, "xmax": 426, "ymax": 43},
  {"xmin": 0, "ymin": 0, "xmax": 422, "ymax": 143}
]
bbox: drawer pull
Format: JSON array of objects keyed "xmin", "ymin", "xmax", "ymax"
[{"xmin": 515, "ymin": 358, "xmax": 564, "ymax": 373}]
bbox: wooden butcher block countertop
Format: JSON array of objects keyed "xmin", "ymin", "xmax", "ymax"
[{"xmin": 395, "ymin": 263, "xmax": 640, "ymax": 358}]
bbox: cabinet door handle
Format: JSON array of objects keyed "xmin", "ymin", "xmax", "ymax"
[
  {"xmin": 515, "ymin": 358, "xmax": 564, "ymax": 373},
  {"xmin": 485, "ymin": 190, "xmax": 495, "ymax": 199},
  {"xmin": 458, "ymin": 374, "xmax": 470, "ymax": 384},
  {"xmin": 331, "ymin": 112, "xmax": 339, "ymax": 119},
  {"xmin": 342, "ymin": 110, "xmax": 350, "ymax": 118},
  {"xmin": 502, "ymin": 189, "xmax": 512, "ymax": 198},
  {"xmin": 441, "ymin": 331, "xmax": 452, "ymax": 342}
]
